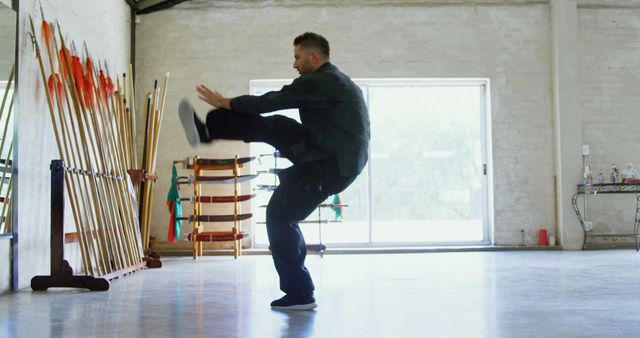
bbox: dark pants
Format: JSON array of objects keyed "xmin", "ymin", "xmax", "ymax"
[{"xmin": 205, "ymin": 109, "xmax": 356, "ymax": 296}]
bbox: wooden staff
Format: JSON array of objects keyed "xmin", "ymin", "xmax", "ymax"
[
  {"xmin": 143, "ymin": 74, "xmax": 169, "ymax": 250},
  {"xmin": 139, "ymin": 91, "xmax": 152, "ymax": 228},
  {"xmin": 120, "ymin": 81, "xmax": 133, "ymax": 172},
  {"xmin": 90, "ymin": 86, "xmax": 131, "ymax": 266},
  {"xmin": 194, "ymin": 159, "xmax": 202, "ymax": 258},
  {"xmin": 109, "ymin": 90, "xmax": 142, "ymax": 264},
  {"xmin": 140, "ymin": 81, "xmax": 158, "ymax": 249},
  {"xmin": 138, "ymin": 93, "xmax": 151, "ymax": 209},
  {"xmin": 81, "ymin": 79, "xmax": 131, "ymax": 270},
  {"xmin": 122, "ymin": 74, "xmax": 136, "ymax": 173},
  {"xmin": 83, "ymin": 62, "xmax": 139, "ymax": 269},
  {"xmin": 128, "ymin": 64, "xmax": 137, "ymax": 172},
  {"xmin": 233, "ymin": 157, "xmax": 240, "ymax": 258},
  {"xmin": 96, "ymin": 67, "xmax": 144, "ymax": 264},
  {"xmin": 92, "ymin": 70, "xmax": 139, "ymax": 267},
  {"xmin": 116, "ymin": 82, "xmax": 146, "ymax": 260},
  {"xmin": 90, "ymin": 60, "xmax": 141, "ymax": 267}
]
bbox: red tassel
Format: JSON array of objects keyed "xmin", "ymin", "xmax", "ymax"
[
  {"xmin": 56, "ymin": 74, "xmax": 65, "ymax": 101},
  {"xmin": 58, "ymin": 48, "xmax": 72, "ymax": 80},
  {"xmin": 106, "ymin": 76, "xmax": 115, "ymax": 98},
  {"xmin": 98, "ymin": 70, "xmax": 108, "ymax": 103},
  {"xmin": 84, "ymin": 57, "xmax": 95, "ymax": 85},
  {"xmin": 71, "ymin": 56, "xmax": 86, "ymax": 104},
  {"xmin": 84, "ymin": 76, "xmax": 95, "ymax": 109},
  {"xmin": 167, "ymin": 200, "xmax": 176, "ymax": 245},
  {"xmin": 47, "ymin": 74, "xmax": 55, "ymax": 100},
  {"xmin": 40, "ymin": 20, "xmax": 54, "ymax": 53},
  {"xmin": 47, "ymin": 73, "xmax": 65, "ymax": 102}
]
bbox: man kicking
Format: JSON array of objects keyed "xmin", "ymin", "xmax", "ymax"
[{"xmin": 179, "ymin": 32, "xmax": 370, "ymax": 310}]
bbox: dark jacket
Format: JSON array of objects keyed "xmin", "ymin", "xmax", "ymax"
[{"xmin": 230, "ymin": 62, "xmax": 370, "ymax": 177}]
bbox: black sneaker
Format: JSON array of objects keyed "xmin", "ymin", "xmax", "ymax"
[
  {"xmin": 270, "ymin": 293, "xmax": 317, "ymax": 311},
  {"xmin": 179, "ymin": 98, "xmax": 201, "ymax": 149}
]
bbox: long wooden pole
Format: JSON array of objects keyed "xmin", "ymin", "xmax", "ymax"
[
  {"xmin": 139, "ymin": 93, "xmax": 152, "ymax": 229},
  {"xmin": 82, "ymin": 84, "xmax": 129, "ymax": 270},
  {"xmin": 107, "ymin": 89, "xmax": 140, "ymax": 264},
  {"xmin": 94, "ymin": 70, "xmax": 138, "ymax": 267},
  {"xmin": 142, "ymin": 74, "xmax": 169, "ymax": 250},
  {"xmin": 128, "ymin": 64, "xmax": 137, "ymax": 172},
  {"xmin": 141, "ymin": 81, "xmax": 158, "ymax": 249},
  {"xmin": 96, "ymin": 66, "xmax": 143, "ymax": 263}
]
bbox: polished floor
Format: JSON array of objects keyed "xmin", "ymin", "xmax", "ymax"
[{"xmin": 1, "ymin": 250, "xmax": 640, "ymax": 338}]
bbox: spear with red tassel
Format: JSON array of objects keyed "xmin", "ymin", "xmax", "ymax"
[
  {"xmin": 85, "ymin": 45, "xmax": 137, "ymax": 268},
  {"xmin": 39, "ymin": 15, "xmax": 110, "ymax": 275},
  {"xmin": 29, "ymin": 15, "xmax": 95, "ymax": 275},
  {"xmin": 79, "ymin": 41, "xmax": 142, "ymax": 267},
  {"xmin": 60, "ymin": 26, "xmax": 125, "ymax": 274},
  {"xmin": 77, "ymin": 48, "xmax": 133, "ymax": 270},
  {"xmin": 50, "ymin": 21, "xmax": 117, "ymax": 275}
]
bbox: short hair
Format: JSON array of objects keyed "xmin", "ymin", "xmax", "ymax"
[{"xmin": 293, "ymin": 32, "xmax": 330, "ymax": 59}]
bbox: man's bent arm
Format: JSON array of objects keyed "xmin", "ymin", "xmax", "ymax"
[{"xmin": 230, "ymin": 76, "xmax": 320, "ymax": 114}]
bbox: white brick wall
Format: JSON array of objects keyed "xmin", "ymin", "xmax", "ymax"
[
  {"xmin": 579, "ymin": 7, "xmax": 640, "ymax": 244},
  {"xmin": 136, "ymin": 1, "xmax": 556, "ymax": 248},
  {"xmin": 10, "ymin": 1, "xmax": 640, "ymax": 287},
  {"xmin": 0, "ymin": 7, "xmax": 15, "ymax": 80}
]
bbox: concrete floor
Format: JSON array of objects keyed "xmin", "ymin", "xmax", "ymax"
[{"xmin": 1, "ymin": 250, "xmax": 639, "ymax": 338}]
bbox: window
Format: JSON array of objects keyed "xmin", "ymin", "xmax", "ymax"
[{"xmin": 250, "ymin": 78, "xmax": 492, "ymax": 247}]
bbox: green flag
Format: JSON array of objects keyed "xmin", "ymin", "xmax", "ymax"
[{"xmin": 166, "ymin": 163, "xmax": 182, "ymax": 244}]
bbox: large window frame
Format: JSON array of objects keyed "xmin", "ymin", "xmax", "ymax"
[{"xmin": 249, "ymin": 78, "xmax": 494, "ymax": 248}]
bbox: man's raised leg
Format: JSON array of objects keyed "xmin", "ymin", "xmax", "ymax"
[{"xmin": 179, "ymin": 98, "xmax": 305, "ymax": 157}]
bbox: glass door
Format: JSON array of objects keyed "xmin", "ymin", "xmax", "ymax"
[{"xmin": 366, "ymin": 81, "xmax": 489, "ymax": 244}]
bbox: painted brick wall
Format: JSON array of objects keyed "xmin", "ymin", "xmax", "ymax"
[
  {"xmin": 579, "ymin": 7, "xmax": 640, "ymax": 245},
  {"xmin": 0, "ymin": 6, "xmax": 15, "ymax": 80},
  {"xmin": 135, "ymin": 1, "xmax": 556, "ymax": 248},
  {"xmin": 15, "ymin": 0, "xmax": 130, "ymax": 289}
]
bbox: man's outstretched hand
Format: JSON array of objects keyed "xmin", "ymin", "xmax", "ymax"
[{"xmin": 196, "ymin": 84, "xmax": 231, "ymax": 110}]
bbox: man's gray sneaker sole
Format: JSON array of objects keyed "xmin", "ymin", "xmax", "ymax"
[
  {"xmin": 271, "ymin": 302, "xmax": 317, "ymax": 311},
  {"xmin": 179, "ymin": 98, "xmax": 201, "ymax": 149}
]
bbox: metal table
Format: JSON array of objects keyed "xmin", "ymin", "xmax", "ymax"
[{"xmin": 572, "ymin": 183, "xmax": 640, "ymax": 250}]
